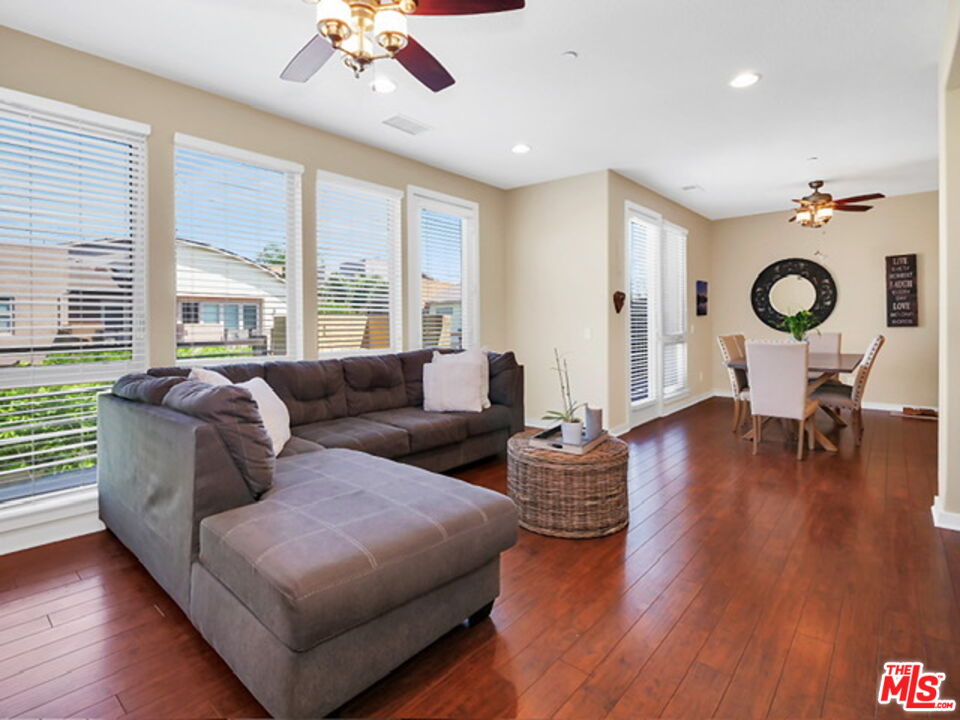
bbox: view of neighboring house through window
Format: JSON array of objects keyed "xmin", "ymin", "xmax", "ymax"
[
  {"xmin": 174, "ymin": 135, "xmax": 303, "ymax": 362},
  {"xmin": 0, "ymin": 89, "xmax": 148, "ymax": 502},
  {"xmin": 407, "ymin": 187, "xmax": 479, "ymax": 350},
  {"xmin": 316, "ymin": 172, "xmax": 402, "ymax": 355}
]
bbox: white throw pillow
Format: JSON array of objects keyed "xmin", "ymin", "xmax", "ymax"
[
  {"xmin": 236, "ymin": 377, "xmax": 291, "ymax": 456},
  {"xmin": 431, "ymin": 348, "xmax": 490, "ymax": 409},
  {"xmin": 189, "ymin": 367, "xmax": 232, "ymax": 386},
  {"xmin": 423, "ymin": 361, "xmax": 485, "ymax": 413}
]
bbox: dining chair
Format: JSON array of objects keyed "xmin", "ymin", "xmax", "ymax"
[
  {"xmin": 806, "ymin": 332, "xmax": 841, "ymax": 381},
  {"xmin": 812, "ymin": 334, "xmax": 886, "ymax": 446},
  {"xmin": 746, "ymin": 340, "xmax": 819, "ymax": 460},
  {"xmin": 717, "ymin": 334, "xmax": 750, "ymax": 432}
]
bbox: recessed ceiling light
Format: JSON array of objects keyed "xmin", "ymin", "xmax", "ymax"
[
  {"xmin": 371, "ymin": 76, "xmax": 397, "ymax": 94},
  {"xmin": 807, "ymin": 156, "xmax": 820, "ymax": 161},
  {"xmin": 511, "ymin": 143, "xmax": 532, "ymax": 155},
  {"xmin": 729, "ymin": 71, "xmax": 761, "ymax": 89},
  {"xmin": 561, "ymin": 50, "xmax": 579, "ymax": 60}
]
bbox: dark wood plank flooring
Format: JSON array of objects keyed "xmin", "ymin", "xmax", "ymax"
[{"xmin": 0, "ymin": 397, "xmax": 956, "ymax": 719}]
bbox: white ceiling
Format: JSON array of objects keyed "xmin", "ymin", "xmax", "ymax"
[{"xmin": 0, "ymin": 0, "xmax": 947, "ymax": 218}]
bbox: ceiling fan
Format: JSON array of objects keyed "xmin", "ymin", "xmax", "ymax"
[
  {"xmin": 280, "ymin": 0, "xmax": 525, "ymax": 92},
  {"xmin": 789, "ymin": 180, "xmax": 885, "ymax": 228}
]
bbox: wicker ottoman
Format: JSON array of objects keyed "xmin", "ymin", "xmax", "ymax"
[{"xmin": 506, "ymin": 432, "xmax": 629, "ymax": 539}]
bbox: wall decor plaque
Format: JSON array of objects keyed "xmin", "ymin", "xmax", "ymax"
[{"xmin": 886, "ymin": 254, "xmax": 918, "ymax": 327}]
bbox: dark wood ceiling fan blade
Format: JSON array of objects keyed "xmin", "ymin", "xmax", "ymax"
[
  {"xmin": 412, "ymin": 0, "xmax": 524, "ymax": 14},
  {"xmin": 395, "ymin": 37, "xmax": 455, "ymax": 92},
  {"xmin": 788, "ymin": 215, "xmax": 796, "ymax": 222},
  {"xmin": 834, "ymin": 193, "xmax": 885, "ymax": 204},
  {"xmin": 281, "ymin": 35, "xmax": 335, "ymax": 82},
  {"xmin": 834, "ymin": 204, "xmax": 873, "ymax": 212}
]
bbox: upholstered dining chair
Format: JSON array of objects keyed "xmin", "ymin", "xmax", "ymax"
[
  {"xmin": 746, "ymin": 340, "xmax": 819, "ymax": 460},
  {"xmin": 812, "ymin": 334, "xmax": 885, "ymax": 446},
  {"xmin": 806, "ymin": 332, "xmax": 841, "ymax": 381},
  {"xmin": 717, "ymin": 334, "xmax": 749, "ymax": 432}
]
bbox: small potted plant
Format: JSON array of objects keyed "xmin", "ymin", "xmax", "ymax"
[
  {"xmin": 543, "ymin": 348, "xmax": 584, "ymax": 445},
  {"xmin": 779, "ymin": 310, "xmax": 817, "ymax": 341}
]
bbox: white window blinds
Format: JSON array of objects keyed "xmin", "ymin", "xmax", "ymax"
[
  {"xmin": 628, "ymin": 215, "xmax": 656, "ymax": 404},
  {"xmin": 408, "ymin": 188, "xmax": 478, "ymax": 350},
  {"xmin": 0, "ymin": 89, "xmax": 149, "ymax": 502},
  {"xmin": 661, "ymin": 222, "xmax": 688, "ymax": 398},
  {"xmin": 174, "ymin": 135, "xmax": 302, "ymax": 362},
  {"xmin": 316, "ymin": 172, "xmax": 402, "ymax": 355}
]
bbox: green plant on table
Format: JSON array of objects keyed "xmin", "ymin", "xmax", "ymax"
[
  {"xmin": 542, "ymin": 348, "xmax": 584, "ymax": 424},
  {"xmin": 779, "ymin": 310, "xmax": 818, "ymax": 341}
]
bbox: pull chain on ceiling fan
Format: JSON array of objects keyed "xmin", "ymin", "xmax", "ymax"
[
  {"xmin": 789, "ymin": 180, "xmax": 885, "ymax": 228},
  {"xmin": 281, "ymin": 0, "xmax": 525, "ymax": 92}
]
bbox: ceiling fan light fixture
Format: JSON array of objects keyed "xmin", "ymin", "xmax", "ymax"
[
  {"xmin": 815, "ymin": 206, "xmax": 833, "ymax": 223},
  {"xmin": 316, "ymin": 0, "xmax": 352, "ymax": 44},
  {"xmin": 374, "ymin": 9, "xmax": 409, "ymax": 53},
  {"xmin": 795, "ymin": 209, "xmax": 813, "ymax": 225},
  {"xmin": 729, "ymin": 71, "xmax": 761, "ymax": 89}
]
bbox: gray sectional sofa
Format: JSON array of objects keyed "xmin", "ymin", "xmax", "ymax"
[{"xmin": 97, "ymin": 349, "xmax": 523, "ymax": 718}]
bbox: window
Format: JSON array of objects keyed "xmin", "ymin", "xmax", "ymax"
[
  {"xmin": 0, "ymin": 88, "xmax": 148, "ymax": 502},
  {"xmin": 407, "ymin": 187, "xmax": 479, "ymax": 349},
  {"xmin": 174, "ymin": 134, "xmax": 303, "ymax": 362},
  {"xmin": 625, "ymin": 203, "xmax": 688, "ymax": 426},
  {"xmin": 316, "ymin": 172, "xmax": 402, "ymax": 355},
  {"xmin": 661, "ymin": 222, "xmax": 689, "ymax": 398},
  {"xmin": 0, "ymin": 298, "xmax": 13, "ymax": 335}
]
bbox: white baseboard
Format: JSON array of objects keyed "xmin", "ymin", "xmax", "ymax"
[
  {"xmin": 932, "ymin": 496, "xmax": 960, "ymax": 533},
  {"xmin": 662, "ymin": 391, "xmax": 717, "ymax": 417},
  {"xmin": 0, "ymin": 486, "xmax": 104, "ymax": 555}
]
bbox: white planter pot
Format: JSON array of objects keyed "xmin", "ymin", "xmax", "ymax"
[{"xmin": 561, "ymin": 421, "xmax": 583, "ymax": 445}]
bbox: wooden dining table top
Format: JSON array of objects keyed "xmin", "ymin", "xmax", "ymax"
[{"xmin": 725, "ymin": 352, "xmax": 864, "ymax": 374}]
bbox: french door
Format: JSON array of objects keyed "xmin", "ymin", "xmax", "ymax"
[{"xmin": 626, "ymin": 203, "xmax": 688, "ymax": 428}]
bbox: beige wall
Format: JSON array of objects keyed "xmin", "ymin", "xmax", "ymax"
[
  {"xmin": 710, "ymin": 192, "xmax": 939, "ymax": 408},
  {"xmin": 504, "ymin": 172, "xmax": 610, "ymax": 424},
  {"xmin": 607, "ymin": 172, "xmax": 714, "ymax": 429},
  {"xmin": 0, "ymin": 27, "xmax": 509, "ymax": 365},
  {"xmin": 937, "ymin": 7, "xmax": 960, "ymax": 518}
]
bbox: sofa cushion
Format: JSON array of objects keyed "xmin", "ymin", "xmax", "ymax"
[
  {"xmin": 163, "ymin": 381, "xmax": 275, "ymax": 498},
  {"xmin": 278, "ymin": 436, "xmax": 325, "ymax": 458},
  {"xmin": 198, "ymin": 448, "xmax": 518, "ymax": 651},
  {"xmin": 265, "ymin": 360, "xmax": 347, "ymax": 425},
  {"xmin": 148, "ymin": 363, "xmax": 267, "ymax": 384},
  {"xmin": 113, "ymin": 373, "xmax": 186, "ymax": 405},
  {"xmin": 360, "ymin": 407, "xmax": 468, "ymax": 454},
  {"xmin": 398, "ymin": 348, "xmax": 453, "ymax": 406},
  {"xmin": 292, "ymin": 416, "xmax": 410, "ymax": 458},
  {"xmin": 449, "ymin": 404, "xmax": 514, "ymax": 437},
  {"xmin": 342, "ymin": 355, "xmax": 407, "ymax": 415}
]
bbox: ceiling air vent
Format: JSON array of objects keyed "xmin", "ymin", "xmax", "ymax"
[
  {"xmin": 682, "ymin": 184, "xmax": 704, "ymax": 192},
  {"xmin": 383, "ymin": 114, "xmax": 432, "ymax": 136}
]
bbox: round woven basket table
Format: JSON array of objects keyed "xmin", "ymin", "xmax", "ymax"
[{"xmin": 506, "ymin": 432, "xmax": 629, "ymax": 539}]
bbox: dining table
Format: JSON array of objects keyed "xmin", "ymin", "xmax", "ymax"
[{"xmin": 725, "ymin": 352, "xmax": 864, "ymax": 452}]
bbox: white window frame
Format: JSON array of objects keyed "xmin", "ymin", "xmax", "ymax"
[
  {"xmin": 315, "ymin": 171, "xmax": 404, "ymax": 357},
  {"xmin": 661, "ymin": 221, "xmax": 689, "ymax": 401},
  {"xmin": 173, "ymin": 134, "xmax": 304, "ymax": 365},
  {"xmin": 0, "ymin": 87, "xmax": 150, "ymax": 388},
  {"xmin": 624, "ymin": 202, "xmax": 689, "ymax": 428},
  {"xmin": 406, "ymin": 186, "xmax": 480, "ymax": 350}
]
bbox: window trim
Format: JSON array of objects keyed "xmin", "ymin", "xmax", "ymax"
[
  {"xmin": 173, "ymin": 135, "xmax": 304, "ymax": 366},
  {"xmin": 661, "ymin": 220, "xmax": 689, "ymax": 401},
  {"xmin": 406, "ymin": 185, "xmax": 480, "ymax": 350},
  {"xmin": 0, "ymin": 297, "xmax": 14, "ymax": 337},
  {"xmin": 624, "ymin": 202, "xmax": 662, "ymax": 412},
  {"xmin": 315, "ymin": 170, "xmax": 404, "ymax": 358}
]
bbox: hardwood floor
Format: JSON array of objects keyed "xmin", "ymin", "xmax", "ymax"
[{"xmin": 0, "ymin": 397, "xmax": 957, "ymax": 719}]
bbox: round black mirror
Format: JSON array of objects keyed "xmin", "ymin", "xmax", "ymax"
[{"xmin": 751, "ymin": 258, "xmax": 836, "ymax": 331}]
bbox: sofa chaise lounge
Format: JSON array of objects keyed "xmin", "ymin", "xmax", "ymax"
[{"xmin": 97, "ymin": 349, "xmax": 522, "ymax": 717}]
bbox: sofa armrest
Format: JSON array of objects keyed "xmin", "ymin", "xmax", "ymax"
[
  {"xmin": 490, "ymin": 364, "xmax": 525, "ymax": 436},
  {"xmin": 97, "ymin": 393, "xmax": 254, "ymax": 611}
]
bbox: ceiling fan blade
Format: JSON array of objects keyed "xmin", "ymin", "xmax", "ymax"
[
  {"xmin": 281, "ymin": 35, "xmax": 335, "ymax": 82},
  {"xmin": 395, "ymin": 37, "xmax": 455, "ymax": 92},
  {"xmin": 412, "ymin": 0, "xmax": 524, "ymax": 14},
  {"xmin": 788, "ymin": 215, "xmax": 796, "ymax": 222},
  {"xmin": 834, "ymin": 193, "xmax": 885, "ymax": 204},
  {"xmin": 834, "ymin": 204, "xmax": 873, "ymax": 212}
]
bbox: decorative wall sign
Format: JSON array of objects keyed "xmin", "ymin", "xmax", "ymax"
[
  {"xmin": 751, "ymin": 258, "xmax": 837, "ymax": 331},
  {"xmin": 696, "ymin": 281, "xmax": 708, "ymax": 316},
  {"xmin": 886, "ymin": 254, "xmax": 918, "ymax": 327}
]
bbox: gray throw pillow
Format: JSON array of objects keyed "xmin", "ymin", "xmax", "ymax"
[
  {"xmin": 162, "ymin": 380, "xmax": 275, "ymax": 498},
  {"xmin": 113, "ymin": 373, "xmax": 187, "ymax": 405}
]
